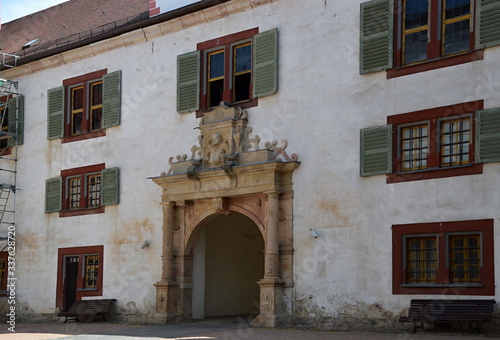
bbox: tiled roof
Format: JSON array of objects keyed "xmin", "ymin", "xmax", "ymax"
[{"xmin": 0, "ymin": 0, "xmax": 149, "ymax": 55}]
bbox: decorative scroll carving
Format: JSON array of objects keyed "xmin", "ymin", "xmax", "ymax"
[{"xmin": 265, "ymin": 140, "xmax": 299, "ymax": 162}]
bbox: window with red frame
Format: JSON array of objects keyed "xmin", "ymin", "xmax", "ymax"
[
  {"xmin": 358, "ymin": 100, "xmax": 500, "ymax": 182},
  {"xmin": 45, "ymin": 164, "xmax": 119, "ymax": 217},
  {"xmin": 359, "ymin": 0, "xmax": 500, "ymax": 76},
  {"xmin": 0, "ymin": 252, "xmax": 7, "ymax": 293},
  {"xmin": 47, "ymin": 69, "xmax": 121, "ymax": 142},
  {"xmin": 392, "ymin": 219, "xmax": 494, "ymax": 295},
  {"xmin": 56, "ymin": 246, "xmax": 104, "ymax": 311},
  {"xmin": 177, "ymin": 27, "xmax": 278, "ymax": 115},
  {"xmin": 399, "ymin": 0, "xmax": 473, "ymax": 66}
]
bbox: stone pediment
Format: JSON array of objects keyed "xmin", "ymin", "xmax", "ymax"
[{"xmin": 163, "ymin": 105, "xmax": 299, "ymax": 177}]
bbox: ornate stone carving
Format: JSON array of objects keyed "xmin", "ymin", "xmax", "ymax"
[
  {"xmin": 163, "ymin": 105, "xmax": 298, "ymax": 177},
  {"xmin": 204, "ymin": 132, "xmax": 230, "ymax": 169}
]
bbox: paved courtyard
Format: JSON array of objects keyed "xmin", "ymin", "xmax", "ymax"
[{"xmin": 0, "ymin": 318, "xmax": 498, "ymax": 340}]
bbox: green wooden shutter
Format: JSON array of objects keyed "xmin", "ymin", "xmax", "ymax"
[
  {"xmin": 101, "ymin": 167, "xmax": 119, "ymax": 205},
  {"xmin": 360, "ymin": 125, "xmax": 393, "ymax": 176},
  {"xmin": 476, "ymin": 0, "xmax": 500, "ymax": 49},
  {"xmin": 177, "ymin": 51, "xmax": 200, "ymax": 113},
  {"xmin": 45, "ymin": 177, "xmax": 62, "ymax": 213},
  {"xmin": 47, "ymin": 86, "xmax": 64, "ymax": 139},
  {"xmin": 253, "ymin": 28, "xmax": 279, "ymax": 98},
  {"xmin": 102, "ymin": 70, "xmax": 122, "ymax": 128},
  {"xmin": 8, "ymin": 95, "xmax": 24, "ymax": 146},
  {"xmin": 476, "ymin": 108, "xmax": 500, "ymax": 163},
  {"xmin": 360, "ymin": 0, "xmax": 393, "ymax": 74}
]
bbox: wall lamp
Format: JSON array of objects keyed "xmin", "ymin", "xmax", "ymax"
[{"xmin": 308, "ymin": 229, "xmax": 319, "ymax": 238}]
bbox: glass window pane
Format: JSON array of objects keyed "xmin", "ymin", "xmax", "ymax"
[
  {"xmin": 235, "ymin": 44, "xmax": 252, "ymax": 74},
  {"xmin": 91, "ymin": 82, "xmax": 102, "ymax": 106},
  {"xmin": 444, "ymin": 20, "xmax": 470, "ymax": 55},
  {"xmin": 209, "ymin": 51, "xmax": 225, "ymax": 79},
  {"xmin": 405, "ymin": 0, "xmax": 429, "ymax": 29},
  {"xmin": 404, "ymin": 30, "xmax": 428, "ymax": 64},
  {"xmin": 72, "ymin": 87, "xmax": 83, "ymax": 110},
  {"xmin": 445, "ymin": 0, "xmax": 470, "ymax": 19}
]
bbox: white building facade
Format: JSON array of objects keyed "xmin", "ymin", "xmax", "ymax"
[{"xmin": 1, "ymin": 0, "xmax": 500, "ymax": 330}]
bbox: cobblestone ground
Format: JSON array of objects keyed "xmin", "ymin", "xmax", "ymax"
[{"xmin": 0, "ymin": 318, "xmax": 499, "ymax": 340}]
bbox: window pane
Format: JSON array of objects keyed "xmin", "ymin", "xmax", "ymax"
[
  {"xmin": 445, "ymin": 0, "xmax": 470, "ymax": 20},
  {"xmin": 72, "ymin": 87, "xmax": 83, "ymax": 110},
  {"xmin": 401, "ymin": 124, "xmax": 428, "ymax": 171},
  {"xmin": 209, "ymin": 51, "xmax": 225, "ymax": 79},
  {"xmin": 405, "ymin": 0, "xmax": 429, "ymax": 30},
  {"xmin": 449, "ymin": 234, "xmax": 480, "ymax": 283},
  {"xmin": 406, "ymin": 236, "xmax": 437, "ymax": 283},
  {"xmin": 68, "ymin": 177, "xmax": 81, "ymax": 209},
  {"xmin": 235, "ymin": 44, "xmax": 252, "ymax": 74},
  {"xmin": 444, "ymin": 20, "xmax": 470, "ymax": 55},
  {"xmin": 440, "ymin": 117, "xmax": 470, "ymax": 166},
  {"xmin": 87, "ymin": 174, "xmax": 101, "ymax": 208},
  {"xmin": 0, "ymin": 105, "xmax": 9, "ymax": 149},
  {"xmin": 404, "ymin": 30, "xmax": 428, "ymax": 64},
  {"xmin": 90, "ymin": 82, "xmax": 103, "ymax": 131},
  {"xmin": 90, "ymin": 82, "xmax": 102, "ymax": 106},
  {"xmin": 84, "ymin": 255, "xmax": 99, "ymax": 288}
]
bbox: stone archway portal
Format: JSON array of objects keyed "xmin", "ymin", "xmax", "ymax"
[{"xmin": 150, "ymin": 105, "xmax": 300, "ymax": 327}]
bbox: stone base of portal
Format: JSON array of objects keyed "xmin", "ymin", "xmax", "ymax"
[
  {"xmin": 250, "ymin": 278, "xmax": 291, "ymax": 327},
  {"xmin": 152, "ymin": 280, "xmax": 180, "ymax": 323}
]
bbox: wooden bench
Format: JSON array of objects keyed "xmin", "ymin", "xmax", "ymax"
[
  {"xmin": 57, "ymin": 299, "xmax": 116, "ymax": 322},
  {"xmin": 399, "ymin": 299, "xmax": 496, "ymax": 333}
]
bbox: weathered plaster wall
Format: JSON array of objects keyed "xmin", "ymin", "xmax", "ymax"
[{"xmin": 2, "ymin": 0, "xmax": 500, "ymax": 327}]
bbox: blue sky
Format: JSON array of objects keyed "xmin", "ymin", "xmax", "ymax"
[{"xmin": 1, "ymin": 0, "xmax": 68, "ymax": 23}]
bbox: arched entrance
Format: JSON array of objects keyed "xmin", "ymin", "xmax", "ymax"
[
  {"xmin": 150, "ymin": 105, "xmax": 299, "ymax": 327},
  {"xmin": 191, "ymin": 212, "xmax": 264, "ymax": 319}
]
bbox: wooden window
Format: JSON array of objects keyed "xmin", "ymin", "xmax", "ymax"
[
  {"xmin": 449, "ymin": 234, "xmax": 481, "ymax": 283},
  {"xmin": 393, "ymin": 219, "xmax": 494, "ymax": 295},
  {"xmin": 56, "ymin": 246, "xmax": 104, "ymax": 311},
  {"xmin": 177, "ymin": 28, "xmax": 278, "ymax": 115},
  {"xmin": 200, "ymin": 29, "xmax": 256, "ymax": 110},
  {"xmin": 47, "ymin": 70, "xmax": 121, "ymax": 142},
  {"xmin": 360, "ymin": 0, "xmax": 500, "ymax": 76},
  {"xmin": 406, "ymin": 236, "xmax": 437, "ymax": 283},
  {"xmin": 359, "ymin": 100, "xmax": 494, "ymax": 182},
  {"xmin": 0, "ymin": 252, "xmax": 7, "ymax": 294},
  {"xmin": 401, "ymin": 0, "xmax": 472, "ymax": 65},
  {"xmin": 401, "ymin": 124, "xmax": 428, "ymax": 170},
  {"xmin": 440, "ymin": 117, "xmax": 470, "ymax": 166},
  {"xmin": 84, "ymin": 255, "xmax": 99, "ymax": 289},
  {"xmin": 0, "ymin": 103, "xmax": 9, "ymax": 150},
  {"xmin": 44, "ymin": 164, "xmax": 119, "ymax": 217}
]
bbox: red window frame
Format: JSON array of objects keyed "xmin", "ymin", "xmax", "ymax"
[
  {"xmin": 0, "ymin": 96, "xmax": 11, "ymax": 156},
  {"xmin": 56, "ymin": 245, "xmax": 104, "ymax": 310},
  {"xmin": 387, "ymin": 100, "xmax": 483, "ymax": 183},
  {"xmin": 62, "ymin": 69, "xmax": 107, "ymax": 143},
  {"xmin": 196, "ymin": 28, "xmax": 259, "ymax": 118},
  {"xmin": 392, "ymin": 219, "xmax": 494, "ymax": 295},
  {"xmin": 388, "ymin": 0, "xmax": 483, "ymax": 78},
  {"xmin": 60, "ymin": 163, "xmax": 105, "ymax": 217},
  {"xmin": 0, "ymin": 252, "xmax": 7, "ymax": 295}
]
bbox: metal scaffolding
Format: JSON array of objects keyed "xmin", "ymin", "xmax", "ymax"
[{"xmin": 0, "ymin": 55, "xmax": 20, "ymax": 249}]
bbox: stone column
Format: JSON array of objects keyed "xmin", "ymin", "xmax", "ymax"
[
  {"xmin": 153, "ymin": 201, "xmax": 179, "ymax": 322},
  {"xmin": 252, "ymin": 191, "xmax": 287, "ymax": 327}
]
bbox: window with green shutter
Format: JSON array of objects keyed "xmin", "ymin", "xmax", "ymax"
[
  {"xmin": 45, "ymin": 164, "xmax": 119, "ymax": 216},
  {"xmin": 177, "ymin": 27, "xmax": 278, "ymax": 114},
  {"xmin": 363, "ymin": 100, "xmax": 490, "ymax": 183},
  {"xmin": 361, "ymin": 0, "xmax": 500, "ymax": 77},
  {"xmin": 47, "ymin": 69, "xmax": 121, "ymax": 141}
]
